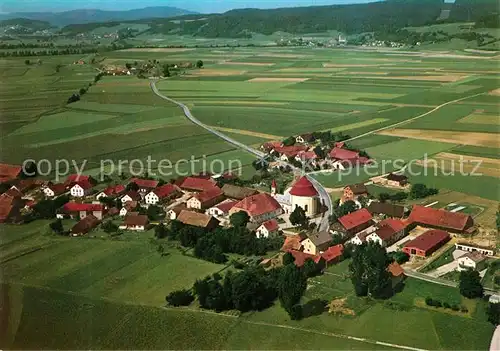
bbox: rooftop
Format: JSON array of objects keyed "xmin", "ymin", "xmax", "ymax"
[
  {"xmin": 403, "ymin": 229, "xmax": 450, "ymax": 252},
  {"xmin": 338, "ymin": 208, "xmax": 373, "ymax": 231},
  {"xmin": 289, "ymin": 176, "xmax": 318, "ymax": 197}
]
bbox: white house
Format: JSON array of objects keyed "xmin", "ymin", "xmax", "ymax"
[
  {"xmin": 118, "ymin": 215, "xmax": 149, "ymax": 231},
  {"xmin": 350, "ymin": 226, "xmax": 377, "ymax": 245},
  {"xmin": 256, "ymin": 219, "xmax": 279, "ymax": 238},
  {"xmin": 70, "ymin": 182, "xmax": 92, "ymax": 198},
  {"xmin": 44, "ymin": 183, "xmax": 67, "ymax": 198},
  {"xmin": 207, "ymin": 200, "xmax": 237, "ymax": 217},
  {"xmin": 457, "ymin": 252, "xmax": 487, "ymax": 271},
  {"xmin": 120, "ymin": 201, "xmax": 137, "ymax": 217},
  {"xmin": 455, "ymin": 242, "xmax": 495, "ymax": 257},
  {"xmin": 121, "ymin": 191, "xmax": 141, "ymax": 204},
  {"xmin": 145, "ymin": 184, "xmax": 178, "ymax": 205}
]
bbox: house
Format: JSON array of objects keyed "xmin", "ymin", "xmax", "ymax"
[
  {"xmin": 261, "ymin": 140, "xmax": 282, "ymax": 152},
  {"xmin": 145, "ymin": 184, "xmax": 180, "ymax": 205},
  {"xmin": 455, "ymin": 242, "xmax": 495, "ymax": 257},
  {"xmin": 289, "ymin": 176, "xmax": 319, "ymax": 216},
  {"xmin": 121, "ymin": 191, "xmax": 141, "ymax": 204},
  {"xmin": 166, "ymin": 204, "xmax": 186, "ymax": 220},
  {"xmin": 385, "ymin": 173, "xmax": 408, "ymax": 187},
  {"xmin": 387, "ymin": 262, "xmax": 405, "ymax": 288},
  {"xmin": 187, "ymin": 187, "xmax": 224, "ymax": 210},
  {"xmin": 0, "ymin": 163, "xmax": 22, "ymax": 183},
  {"xmin": 272, "ymin": 145, "xmax": 308, "ymax": 161},
  {"xmin": 119, "ymin": 214, "xmax": 149, "ymax": 231},
  {"xmin": 457, "ymin": 252, "xmax": 487, "ymax": 271},
  {"xmin": 302, "ymin": 231, "xmax": 332, "ymax": 255},
  {"xmin": 294, "ymin": 151, "xmax": 318, "ymax": 164},
  {"xmin": 229, "ymin": 192, "xmax": 283, "ymax": 224},
  {"xmin": 62, "ymin": 202, "xmax": 105, "ymax": 220},
  {"xmin": 207, "ymin": 199, "xmax": 238, "ymax": 217},
  {"xmin": 350, "ymin": 227, "xmax": 377, "ymax": 245},
  {"xmin": 44, "ymin": 183, "xmax": 67, "ymax": 198},
  {"xmin": 13, "ymin": 179, "xmax": 48, "ymax": 193},
  {"xmin": 221, "ymin": 184, "xmax": 258, "ymax": 200},
  {"xmin": 71, "ymin": 214, "xmax": 100, "ymax": 236},
  {"xmin": 65, "ymin": 174, "xmax": 94, "ymax": 187},
  {"xmin": 0, "ymin": 190, "xmax": 24, "ymax": 223},
  {"xmin": 129, "ymin": 178, "xmax": 159, "ymax": 194},
  {"xmin": 295, "ymin": 133, "xmax": 315, "ymax": 144},
  {"xmin": 256, "ymin": 219, "xmax": 280, "ymax": 238},
  {"xmin": 321, "ymin": 244, "xmax": 344, "ymax": 266},
  {"xmin": 341, "ymin": 183, "xmax": 368, "ymax": 203},
  {"xmin": 338, "ymin": 208, "xmax": 374, "ymax": 236},
  {"xmin": 179, "ymin": 177, "xmax": 217, "ymax": 192},
  {"xmin": 69, "ymin": 180, "xmax": 93, "ymax": 198},
  {"xmin": 366, "ymin": 218, "xmax": 406, "ymax": 247},
  {"xmin": 120, "ymin": 201, "xmax": 138, "ymax": 217},
  {"xmin": 367, "ymin": 202, "xmax": 405, "ymax": 218},
  {"xmin": 177, "ymin": 210, "xmax": 220, "ymax": 230},
  {"xmin": 281, "ymin": 235, "xmax": 303, "ymax": 252},
  {"xmin": 328, "ymin": 147, "xmax": 360, "ymax": 164},
  {"xmin": 407, "ymin": 205, "xmax": 474, "ymax": 233},
  {"xmin": 286, "ymin": 249, "xmax": 325, "ymax": 269},
  {"xmin": 96, "ymin": 184, "xmax": 126, "ymax": 199},
  {"xmin": 402, "ymin": 229, "xmax": 450, "ymax": 257}
]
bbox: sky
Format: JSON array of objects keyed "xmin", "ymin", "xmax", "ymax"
[{"xmin": 0, "ymin": 0, "xmax": 379, "ymax": 14}]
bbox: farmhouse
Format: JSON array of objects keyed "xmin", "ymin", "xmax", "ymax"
[
  {"xmin": 65, "ymin": 174, "xmax": 94, "ymax": 187},
  {"xmin": 96, "ymin": 184, "xmax": 126, "ymax": 199},
  {"xmin": 221, "ymin": 184, "xmax": 258, "ymax": 200},
  {"xmin": 366, "ymin": 218, "xmax": 406, "ymax": 247},
  {"xmin": 328, "ymin": 147, "xmax": 359, "ymax": 163},
  {"xmin": 166, "ymin": 204, "xmax": 187, "ymax": 220},
  {"xmin": 341, "ymin": 183, "xmax": 368, "ymax": 203},
  {"xmin": 321, "ymin": 244, "xmax": 344, "ymax": 266},
  {"xmin": 187, "ymin": 187, "xmax": 224, "ymax": 210},
  {"xmin": 289, "ymin": 176, "xmax": 319, "ymax": 217},
  {"xmin": 0, "ymin": 163, "xmax": 22, "ymax": 183},
  {"xmin": 402, "ymin": 229, "xmax": 450, "ymax": 257},
  {"xmin": 207, "ymin": 199, "xmax": 238, "ymax": 217},
  {"xmin": 121, "ymin": 191, "xmax": 141, "ymax": 204},
  {"xmin": 145, "ymin": 184, "xmax": 180, "ymax": 205},
  {"xmin": 281, "ymin": 235, "xmax": 303, "ymax": 252},
  {"xmin": 44, "ymin": 183, "xmax": 67, "ymax": 198},
  {"xmin": 69, "ymin": 180, "xmax": 93, "ymax": 197},
  {"xmin": 286, "ymin": 249, "xmax": 325, "ymax": 269},
  {"xmin": 261, "ymin": 141, "xmax": 282, "ymax": 152},
  {"xmin": 179, "ymin": 177, "xmax": 218, "ymax": 192},
  {"xmin": 230, "ymin": 192, "xmax": 283, "ymax": 224},
  {"xmin": 119, "ymin": 214, "xmax": 149, "ymax": 231},
  {"xmin": 338, "ymin": 208, "xmax": 374, "ymax": 236},
  {"xmin": 385, "ymin": 173, "xmax": 408, "ymax": 187},
  {"xmin": 120, "ymin": 201, "xmax": 138, "ymax": 217},
  {"xmin": 0, "ymin": 190, "xmax": 24, "ymax": 223},
  {"xmin": 302, "ymin": 231, "xmax": 331, "ymax": 255},
  {"xmin": 455, "ymin": 242, "xmax": 495, "ymax": 256},
  {"xmin": 62, "ymin": 202, "xmax": 104, "ymax": 220},
  {"xmin": 367, "ymin": 202, "xmax": 405, "ymax": 218},
  {"xmin": 407, "ymin": 205, "xmax": 474, "ymax": 233},
  {"xmin": 256, "ymin": 219, "xmax": 280, "ymax": 238},
  {"xmin": 129, "ymin": 178, "xmax": 159, "ymax": 194},
  {"xmin": 351, "ymin": 226, "xmax": 377, "ymax": 245},
  {"xmin": 71, "ymin": 214, "xmax": 100, "ymax": 236},
  {"xmin": 457, "ymin": 252, "xmax": 487, "ymax": 271},
  {"xmin": 177, "ymin": 210, "xmax": 220, "ymax": 230}
]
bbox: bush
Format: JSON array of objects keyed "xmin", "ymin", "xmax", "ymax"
[
  {"xmin": 434, "ymin": 300, "xmax": 442, "ymax": 308},
  {"xmin": 451, "ymin": 304, "xmax": 460, "ymax": 311},
  {"xmin": 425, "ymin": 297, "xmax": 434, "ymax": 306},
  {"xmin": 166, "ymin": 289, "xmax": 194, "ymax": 307},
  {"xmin": 461, "ymin": 306, "xmax": 469, "ymax": 313},
  {"xmin": 443, "ymin": 302, "xmax": 451, "ymax": 309}
]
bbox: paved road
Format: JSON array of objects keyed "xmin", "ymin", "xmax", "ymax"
[
  {"xmin": 150, "ymin": 79, "xmax": 332, "ymax": 231},
  {"xmin": 426, "ymin": 261, "xmax": 458, "ymax": 278}
]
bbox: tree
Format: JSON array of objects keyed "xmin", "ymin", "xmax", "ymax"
[
  {"xmin": 336, "ymin": 200, "xmax": 358, "ymax": 217},
  {"xmin": 102, "ymin": 220, "xmax": 118, "ymax": 233},
  {"xmin": 125, "ymin": 63, "xmax": 132, "ymax": 69},
  {"xmin": 67, "ymin": 93, "xmax": 80, "ymax": 104},
  {"xmin": 126, "ymin": 182, "xmax": 139, "ymax": 191},
  {"xmin": 25, "ymin": 59, "xmax": 30, "ymax": 65},
  {"xmin": 496, "ymin": 210, "xmax": 500, "ymax": 230},
  {"xmin": 147, "ymin": 205, "xmax": 164, "ymax": 221},
  {"xmin": 155, "ymin": 223, "xmax": 169, "ymax": 239},
  {"xmin": 378, "ymin": 192, "xmax": 391, "ymax": 202},
  {"xmin": 157, "ymin": 244, "xmax": 165, "ymax": 256},
  {"xmin": 313, "ymin": 145, "xmax": 325, "ymax": 159},
  {"xmin": 410, "ymin": 183, "xmax": 438, "ymax": 199},
  {"xmin": 162, "ymin": 64, "xmax": 171, "ymax": 77},
  {"xmin": 459, "ymin": 269, "xmax": 484, "ymax": 299},
  {"xmin": 282, "ymin": 252, "xmax": 295, "ymax": 265},
  {"xmin": 289, "ymin": 304, "xmax": 303, "ymax": 320},
  {"xmin": 282, "ymin": 136, "xmax": 295, "ymax": 146},
  {"xmin": 278, "ymin": 264, "xmax": 307, "ymax": 315},
  {"xmin": 196, "ymin": 60, "xmax": 204, "ymax": 68},
  {"xmin": 389, "ymin": 251, "xmax": 410, "ymax": 264},
  {"xmin": 289, "ymin": 206, "xmax": 308, "ymax": 228},
  {"xmin": 166, "ymin": 289, "xmax": 194, "ymax": 306},
  {"xmin": 79, "ymin": 87, "xmax": 87, "ymax": 95},
  {"xmin": 390, "ymin": 192, "xmax": 408, "ymax": 202},
  {"xmin": 303, "ymin": 258, "xmax": 320, "ymax": 277},
  {"xmin": 358, "ymin": 195, "xmax": 369, "ymax": 208},
  {"xmin": 49, "ymin": 219, "xmax": 64, "ymax": 233},
  {"xmin": 230, "ymin": 211, "xmax": 250, "ymax": 228},
  {"xmin": 487, "ymin": 303, "xmax": 500, "ymax": 325}
]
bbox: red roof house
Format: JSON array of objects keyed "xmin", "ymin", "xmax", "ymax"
[
  {"xmin": 338, "ymin": 208, "xmax": 374, "ymax": 234},
  {"xmin": 102, "ymin": 184, "xmax": 126, "ymax": 197},
  {"xmin": 65, "ymin": 174, "xmax": 93, "ymax": 186},
  {"xmin": 256, "ymin": 219, "xmax": 280, "ymax": 238},
  {"xmin": 229, "ymin": 192, "xmax": 283, "ymax": 223},
  {"xmin": 145, "ymin": 184, "xmax": 180, "ymax": 205},
  {"xmin": 0, "ymin": 190, "xmax": 24, "ymax": 223},
  {"xmin": 328, "ymin": 147, "xmax": 359, "ymax": 161},
  {"xmin": 286, "ymin": 249, "xmax": 325, "ymax": 268},
  {"xmin": 215, "ymin": 200, "xmax": 238, "ymax": 214},
  {"xmin": 407, "ymin": 205, "xmax": 474, "ymax": 233},
  {"xmin": 403, "ymin": 229, "xmax": 450, "ymax": 257},
  {"xmin": 187, "ymin": 187, "xmax": 224, "ymax": 209},
  {"xmin": 321, "ymin": 244, "xmax": 344, "ymax": 265},
  {"xmin": 0, "ymin": 163, "xmax": 22, "ymax": 183},
  {"xmin": 289, "ymin": 176, "xmax": 318, "ymax": 197},
  {"xmin": 44, "ymin": 183, "xmax": 67, "ymax": 197},
  {"xmin": 179, "ymin": 177, "xmax": 218, "ymax": 192},
  {"xmin": 129, "ymin": 178, "xmax": 159, "ymax": 191},
  {"xmin": 63, "ymin": 202, "xmax": 105, "ymax": 219},
  {"xmin": 71, "ymin": 215, "xmax": 100, "ymax": 236},
  {"xmin": 281, "ymin": 235, "xmax": 303, "ymax": 252}
]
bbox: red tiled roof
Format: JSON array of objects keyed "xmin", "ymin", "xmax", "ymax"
[
  {"xmin": 261, "ymin": 219, "xmax": 279, "ymax": 232},
  {"xmin": 65, "ymin": 174, "xmax": 91, "ymax": 185},
  {"xmin": 321, "ymin": 244, "xmax": 344, "ymax": 263},
  {"xmin": 5, "ymin": 187, "xmax": 23, "ymax": 198},
  {"xmin": 0, "ymin": 163, "xmax": 22, "ymax": 183},
  {"xmin": 0, "ymin": 191, "xmax": 22, "ymax": 222},
  {"xmin": 335, "ymin": 142, "xmax": 345, "ymax": 148},
  {"xmin": 103, "ymin": 184, "xmax": 126, "ymax": 196},
  {"xmin": 71, "ymin": 215, "xmax": 100, "ymax": 234},
  {"xmin": 403, "ymin": 229, "xmax": 450, "ymax": 252},
  {"xmin": 233, "ymin": 193, "xmax": 282, "ymax": 217},
  {"xmin": 177, "ymin": 210, "xmax": 218, "ymax": 228},
  {"xmin": 153, "ymin": 184, "xmax": 178, "ymax": 198},
  {"xmin": 123, "ymin": 214, "xmax": 149, "ymax": 226},
  {"xmin": 329, "ymin": 147, "xmax": 359, "ymax": 161},
  {"xmin": 387, "ymin": 262, "xmax": 405, "ymax": 277},
  {"xmin": 215, "ymin": 200, "xmax": 238, "ymax": 214},
  {"xmin": 123, "ymin": 191, "xmax": 141, "ymax": 201},
  {"xmin": 408, "ymin": 205, "xmax": 473, "ymax": 232},
  {"xmin": 374, "ymin": 225, "xmax": 397, "ymax": 241},
  {"xmin": 72, "ymin": 179, "xmax": 93, "ymax": 190},
  {"xmin": 123, "ymin": 201, "xmax": 138, "ymax": 211},
  {"xmin": 129, "ymin": 178, "xmax": 159, "ymax": 189},
  {"xmin": 338, "ymin": 208, "xmax": 373, "ymax": 230},
  {"xmin": 379, "ymin": 218, "xmax": 406, "ymax": 233},
  {"xmin": 296, "ymin": 151, "xmax": 317, "ymax": 160},
  {"xmin": 289, "ymin": 176, "xmax": 318, "ymax": 197},
  {"xmin": 48, "ymin": 183, "xmax": 67, "ymax": 195},
  {"xmin": 194, "ymin": 187, "xmax": 223, "ymax": 204},
  {"xmin": 274, "ymin": 145, "xmax": 308, "ymax": 157},
  {"xmin": 179, "ymin": 177, "xmax": 218, "ymax": 192},
  {"xmin": 286, "ymin": 250, "xmax": 323, "ymax": 267},
  {"xmin": 281, "ymin": 236, "xmax": 302, "ymax": 251},
  {"xmin": 263, "ymin": 141, "xmax": 283, "ymax": 150},
  {"xmin": 64, "ymin": 202, "xmax": 104, "ymax": 212}
]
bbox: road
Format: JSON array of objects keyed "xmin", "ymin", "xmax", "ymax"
[{"xmin": 150, "ymin": 79, "xmax": 332, "ymax": 231}]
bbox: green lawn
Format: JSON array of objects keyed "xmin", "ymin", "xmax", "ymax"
[{"xmin": 420, "ymin": 245, "xmax": 456, "ymax": 273}]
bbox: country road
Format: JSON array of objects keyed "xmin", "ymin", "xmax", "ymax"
[{"xmin": 150, "ymin": 79, "xmax": 332, "ymax": 231}]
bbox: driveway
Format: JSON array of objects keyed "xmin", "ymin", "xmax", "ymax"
[{"xmin": 427, "ymin": 261, "xmax": 458, "ymax": 278}]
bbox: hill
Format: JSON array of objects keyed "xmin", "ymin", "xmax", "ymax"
[
  {"xmin": 0, "ymin": 6, "xmax": 196, "ymax": 27},
  {"xmin": 0, "ymin": 18, "xmax": 53, "ymax": 30}
]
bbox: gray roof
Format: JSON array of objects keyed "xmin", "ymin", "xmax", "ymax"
[{"xmin": 306, "ymin": 230, "xmax": 331, "ymax": 247}]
